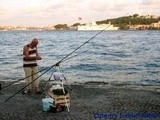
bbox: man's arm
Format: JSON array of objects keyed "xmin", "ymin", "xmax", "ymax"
[
  {"xmin": 36, "ymin": 47, "xmax": 42, "ymax": 60},
  {"xmin": 23, "ymin": 46, "xmax": 38, "ymax": 60}
]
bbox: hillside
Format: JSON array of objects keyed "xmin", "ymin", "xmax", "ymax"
[{"xmin": 96, "ymin": 14, "xmax": 160, "ymax": 30}]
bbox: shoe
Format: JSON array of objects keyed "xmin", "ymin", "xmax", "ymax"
[
  {"xmin": 22, "ymin": 89, "xmax": 32, "ymax": 95},
  {"xmin": 35, "ymin": 90, "xmax": 43, "ymax": 94}
]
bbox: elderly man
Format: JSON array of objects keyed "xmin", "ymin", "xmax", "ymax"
[{"xmin": 23, "ymin": 38, "xmax": 42, "ymax": 94}]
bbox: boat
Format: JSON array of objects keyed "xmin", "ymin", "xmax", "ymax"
[{"xmin": 78, "ymin": 22, "xmax": 119, "ymax": 31}]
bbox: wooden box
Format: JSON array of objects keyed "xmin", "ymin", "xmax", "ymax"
[{"xmin": 53, "ymin": 93, "xmax": 70, "ymax": 108}]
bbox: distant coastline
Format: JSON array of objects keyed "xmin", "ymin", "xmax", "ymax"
[{"xmin": 0, "ymin": 14, "xmax": 160, "ymax": 31}]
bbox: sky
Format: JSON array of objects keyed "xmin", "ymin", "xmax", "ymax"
[{"xmin": 0, "ymin": 0, "xmax": 160, "ymax": 27}]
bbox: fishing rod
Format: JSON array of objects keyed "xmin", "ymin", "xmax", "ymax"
[
  {"xmin": 57, "ymin": 28, "xmax": 108, "ymax": 64},
  {"xmin": 47, "ymin": 26, "xmax": 109, "ymax": 66},
  {"xmin": 2, "ymin": 25, "xmax": 110, "ymax": 90},
  {"xmin": 2, "ymin": 45, "xmax": 84, "ymax": 90},
  {"xmin": 4, "ymin": 25, "xmax": 110, "ymax": 102},
  {"xmin": 57, "ymin": 50, "xmax": 88, "ymax": 64}
]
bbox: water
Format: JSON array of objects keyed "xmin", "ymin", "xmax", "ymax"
[{"xmin": 0, "ymin": 30, "xmax": 160, "ymax": 85}]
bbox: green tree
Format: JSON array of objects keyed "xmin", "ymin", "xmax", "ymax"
[
  {"xmin": 54, "ymin": 24, "xmax": 69, "ymax": 30},
  {"xmin": 95, "ymin": 13, "xmax": 159, "ymax": 30},
  {"xmin": 133, "ymin": 14, "xmax": 139, "ymax": 18},
  {"xmin": 72, "ymin": 23, "xmax": 81, "ymax": 27}
]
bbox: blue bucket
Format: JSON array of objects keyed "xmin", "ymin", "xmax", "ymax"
[{"xmin": 42, "ymin": 98, "xmax": 54, "ymax": 111}]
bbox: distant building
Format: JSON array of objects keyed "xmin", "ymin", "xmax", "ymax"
[
  {"xmin": 144, "ymin": 15, "xmax": 157, "ymax": 19},
  {"xmin": 129, "ymin": 24, "xmax": 149, "ymax": 30},
  {"xmin": 15, "ymin": 26, "xmax": 27, "ymax": 30},
  {"xmin": 69, "ymin": 26, "xmax": 77, "ymax": 30},
  {"xmin": 43, "ymin": 25, "xmax": 55, "ymax": 30},
  {"xmin": 48, "ymin": 25, "xmax": 55, "ymax": 30},
  {"xmin": 150, "ymin": 21, "xmax": 160, "ymax": 29}
]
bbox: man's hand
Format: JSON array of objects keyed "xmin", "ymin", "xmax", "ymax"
[{"xmin": 37, "ymin": 56, "xmax": 42, "ymax": 60}]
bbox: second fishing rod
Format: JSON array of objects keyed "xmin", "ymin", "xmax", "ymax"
[{"xmin": 4, "ymin": 25, "xmax": 110, "ymax": 102}]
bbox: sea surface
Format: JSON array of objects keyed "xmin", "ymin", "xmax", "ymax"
[{"xmin": 0, "ymin": 30, "xmax": 160, "ymax": 85}]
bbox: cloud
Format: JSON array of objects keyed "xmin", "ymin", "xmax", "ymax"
[
  {"xmin": 139, "ymin": 0, "xmax": 160, "ymax": 15},
  {"xmin": 0, "ymin": 12, "xmax": 5, "ymax": 18},
  {"xmin": 141, "ymin": 0, "xmax": 160, "ymax": 6},
  {"xmin": 19, "ymin": 0, "xmax": 68, "ymax": 19},
  {"xmin": 89, "ymin": 0, "xmax": 109, "ymax": 12},
  {"xmin": 43, "ymin": 0, "xmax": 89, "ymax": 22},
  {"xmin": 0, "ymin": 0, "xmax": 159, "ymax": 26},
  {"xmin": 0, "ymin": 7, "xmax": 5, "ymax": 18},
  {"xmin": 0, "ymin": 7, "xmax": 11, "ymax": 19}
]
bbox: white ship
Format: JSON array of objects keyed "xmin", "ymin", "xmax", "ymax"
[{"xmin": 78, "ymin": 22, "xmax": 119, "ymax": 31}]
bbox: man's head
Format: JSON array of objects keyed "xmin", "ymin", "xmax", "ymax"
[{"xmin": 30, "ymin": 38, "xmax": 38, "ymax": 48}]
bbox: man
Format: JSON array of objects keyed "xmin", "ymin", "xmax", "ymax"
[{"xmin": 23, "ymin": 38, "xmax": 42, "ymax": 94}]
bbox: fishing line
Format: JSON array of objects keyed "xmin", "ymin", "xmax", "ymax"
[
  {"xmin": 4, "ymin": 64, "xmax": 56, "ymax": 102},
  {"xmin": 57, "ymin": 27, "xmax": 109, "ymax": 64},
  {"xmin": 61, "ymin": 50, "xmax": 88, "ymax": 63},
  {"xmin": 4, "ymin": 25, "xmax": 110, "ymax": 102}
]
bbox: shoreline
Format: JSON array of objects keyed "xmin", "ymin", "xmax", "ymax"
[
  {"xmin": 1, "ymin": 80, "xmax": 160, "ymax": 92},
  {"xmin": 1, "ymin": 80, "xmax": 160, "ymax": 98},
  {"xmin": 0, "ymin": 81, "xmax": 160, "ymax": 120}
]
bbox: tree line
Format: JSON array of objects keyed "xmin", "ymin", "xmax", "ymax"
[
  {"xmin": 55, "ymin": 14, "xmax": 160, "ymax": 30},
  {"xmin": 96, "ymin": 14, "xmax": 160, "ymax": 29}
]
